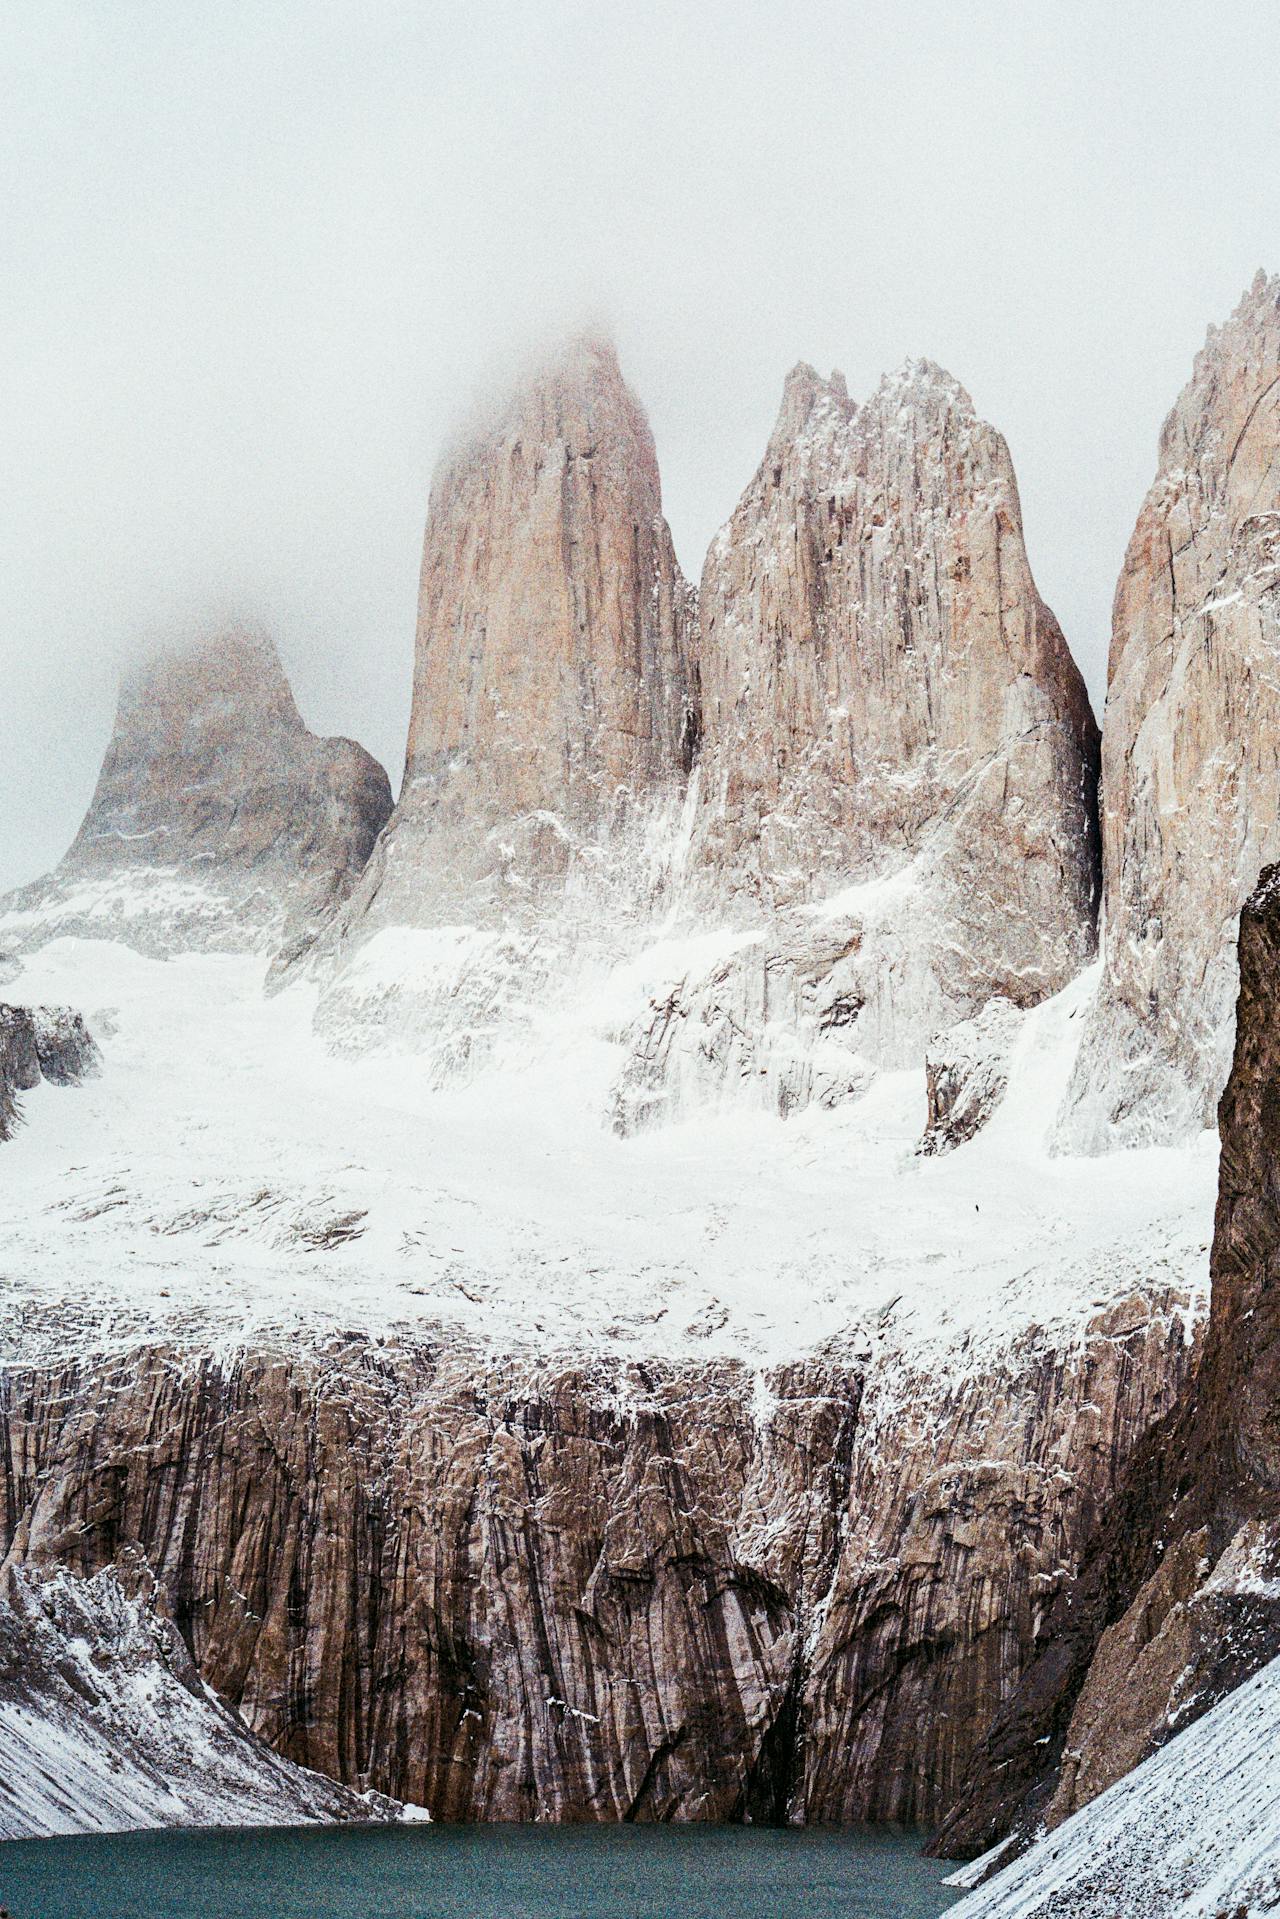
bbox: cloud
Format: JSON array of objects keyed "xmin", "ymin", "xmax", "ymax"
[{"xmin": 4, "ymin": 0, "xmax": 1278, "ymax": 886}]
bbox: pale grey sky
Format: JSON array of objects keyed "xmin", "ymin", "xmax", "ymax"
[{"xmin": 4, "ymin": 0, "xmax": 1279, "ymax": 890}]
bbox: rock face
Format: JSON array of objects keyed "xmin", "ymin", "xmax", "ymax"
[
  {"xmin": 693, "ymin": 361, "xmax": 1099, "ymax": 922},
  {"xmin": 0, "ymin": 1286, "xmax": 1194, "ymax": 1827},
  {"xmin": 1058, "ymin": 271, "xmax": 1280, "ymax": 1150},
  {"xmin": 0, "ymin": 632, "xmax": 392, "ymax": 959},
  {"xmin": 318, "ymin": 342, "xmax": 1100, "ymax": 1116},
  {"xmin": 337, "ymin": 335, "xmax": 697, "ymax": 931},
  {"xmin": 0, "ymin": 1003, "xmax": 98, "ymax": 1140},
  {"xmin": 936, "ymin": 860, "xmax": 1280, "ymax": 1863},
  {"xmin": 919, "ymin": 1000, "xmax": 1022, "ymax": 1156},
  {"xmin": 315, "ymin": 335, "xmax": 699, "ymax": 1060},
  {"xmin": 610, "ymin": 362, "xmax": 1100, "ymax": 1125},
  {"xmin": 0, "ymin": 1563, "xmax": 396, "ymax": 1839}
]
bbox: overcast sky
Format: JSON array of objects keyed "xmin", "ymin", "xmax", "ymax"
[{"xmin": 4, "ymin": 1, "xmax": 1278, "ymax": 891}]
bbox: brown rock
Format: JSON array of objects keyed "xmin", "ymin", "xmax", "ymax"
[
  {"xmin": 692, "ymin": 361, "xmax": 1099, "ymax": 935},
  {"xmin": 336, "ymin": 334, "xmax": 698, "ymax": 939},
  {"xmin": 934, "ymin": 858, "xmax": 1280, "ymax": 1863},
  {"xmin": 0, "ymin": 1288, "xmax": 1195, "ymax": 1826},
  {"xmin": 610, "ymin": 360, "xmax": 1100, "ymax": 1122}
]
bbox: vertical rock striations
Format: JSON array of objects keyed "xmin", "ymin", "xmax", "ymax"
[
  {"xmin": 316, "ymin": 335, "xmax": 699, "ymax": 1061},
  {"xmin": 0, "ymin": 631, "xmax": 392, "ymax": 959},
  {"xmin": 0, "ymin": 1564, "xmax": 395, "ymax": 1839},
  {"xmin": 0, "ymin": 1288, "xmax": 1196, "ymax": 1827},
  {"xmin": 935, "ymin": 859, "xmax": 1280, "ymax": 1863},
  {"xmin": 612, "ymin": 361, "xmax": 1100, "ymax": 1123},
  {"xmin": 340, "ymin": 334, "xmax": 697, "ymax": 925},
  {"xmin": 1059, "ymin": 270, "xmax": 1280, "ymax": 1150},
  {"xmin": 694, "ymin": 360, "xmax": 1098, "ymax": 921}
]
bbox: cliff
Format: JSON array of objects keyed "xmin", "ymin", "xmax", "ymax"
[
  {"xmin": 936, "ymin": 859, "xmax": 1280, "ymax": 1863},
  {"xmin": 609, "ymin": 360, "xmax": 1100, "ymax": 1127},
  {"xmin": 0, "ymin": 1564, "xmax": 397, "ymax": 1839},
  {"xmin": 0, "ymin": 1297, "xmax": 1193, "ymax": 1827},
  {"xmin": 313, "ymin": 335, "xmax": 699, "ymax": 1061},
  {"xmin": 1059, "ymin": 271, "xmax": 1280, "ymax": 1149},
  {"xmin": 0, "ymin": 922, "xmax": 1209, "ymax": 1832}
]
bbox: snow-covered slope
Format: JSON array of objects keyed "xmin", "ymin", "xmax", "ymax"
[
  {"xmin": 0, "ymin": 1566, "xmax": 398, "ymax": 1841},
  {"xmin": 947, "ymin": 1652, "xmax": 1280, "ymax": 1917},
  {"xmin": 0, "ymin": 932, "xmax": 1213, "ymax": 1376}
]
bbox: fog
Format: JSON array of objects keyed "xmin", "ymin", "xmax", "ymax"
[{"xmin": 4, "ymin": 0, "xmax": 1279, "ymax": 891}]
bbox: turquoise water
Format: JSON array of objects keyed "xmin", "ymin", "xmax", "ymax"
[{"xmin": 0, "ymin": 1823, "xmax": 962, "ymax": 1918}]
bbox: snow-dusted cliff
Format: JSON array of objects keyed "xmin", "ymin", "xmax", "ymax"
[
  {"xmin": 313, "ymin": 339, "xmax": 1100, "ymax": 1134},
  {"xmin": 0, "ymin": 926, "xmax": 1209, "ymax": 1828},
  {"xmin": 936, "ymin": 858, "xmax": 1280, "ymax": 1872},
  {"xmin": 665, "ymin": 357, "xmax": 1100, "ymax": 1094},
  {"xmin": 1060, "ymin": 271, "xmax": 1280, "ymax": 1151},
  {"xmin": 6, "ymin": 299, "xmax": 1278, "ymax": 1848},
  {"xmin": 310, "ymin": 335, "xmax": 699, "ymax": 1064}
]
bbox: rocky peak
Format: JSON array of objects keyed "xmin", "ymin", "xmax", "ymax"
[
  {"xmin": 0, "ymin": 629, "xmax": 392, "ymax": 957},
  {"xmin": 646, "ymin": 353, "xmax": 1100, "ymax": 1097},
  {"xmin": 693, "ymin": 355, "xmax": 1098, "ymax": 907},
  {"xmin": 1057, "ymin": 271, "xmax": 1280, "ymax": 1150},
  {"xmin": 335, "ymin": 331, "xmax": 698, "ymax": 941},
  {"xmin": 763, "ymin": 362, "xmax": 855, "ymax": 466}
]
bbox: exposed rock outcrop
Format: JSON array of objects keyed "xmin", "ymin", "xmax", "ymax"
[
  {"xmin": 312, "ymin": 335, "xmax": 702, "ymax": 1043},
  {"xmin": 919, "ymin": 1000, "xmax": 1022, "ymax": 1156},
  {"xmin": 0, "ymin": 631, "xmax": 392, "ymax": 959},
  {"xmin": 1059, "ymin": 270, "xmax": 1280, "ymax": 1150},
  {"xmin": 314, "ymin": 335, "xmax": 699, "ymax": 1060},
  {"xmin": 936, "ymin": 859, "xmax": 1280, "ymax": 1863},
  {"xmin": 314, "ymin": 341, "xmax": 1100, "ymax": 1123},
  {"xmin": 692, "ymin": 361, "xmax": 1099, "ymax": 922},
  {"xmin": 610, "ymin": 361, "xmax": 1100, "ymax": 1125},
  {"xmin": 0, "ymin": 1003, "xmax": 98, "ymax": 1140},
  {"xmin": 0, "ymin": 1281, "xmax": 1195, "ymax": 1827}
]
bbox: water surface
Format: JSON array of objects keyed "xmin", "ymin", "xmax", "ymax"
[{"xmin": 0, "ymin": 1822, "xmax": 962, "ymax": 1919}]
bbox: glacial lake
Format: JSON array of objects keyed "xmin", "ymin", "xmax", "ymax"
[{"xmin": 0, "ymin": 1822, "xmax": 963, "ymax": 1918}]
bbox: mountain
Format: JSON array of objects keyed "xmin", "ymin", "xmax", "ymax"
[
  {"xmin": 315, "ymin": 339, "xmax": 1100, "ymax": 1134},
  {"xmin": 0, "ymin": 316, "xmax": 1258, "ymax": 1850},
  {"xmin": 692, "ymin": 359, "xmax": 1098, "ymax": 932},
  {"xmin": 0, "ymin": 897, "xmax": 1205, "ymax": 1831},
  {"xmin": 0, "ymin": 630, "xmax": 392, "ymax": 959},
  {"xmin": 312, "ymin": 335, "xmax": 698, "ymax": 1062},
  {"xmin": 946, "ymin": 1646, "xmax": 1280, "ymax": 1917},
  {"xmin": 0, "ymin": 1564, "xmax": 400, "ymax": 1840},
  {"xmin": 1059, "ymin": 271, "xmax": 1280, "ymax": 1150},
  {"xmin": 610, "ymin": 359, "xmax": 1100, "ymax": 1129}
]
